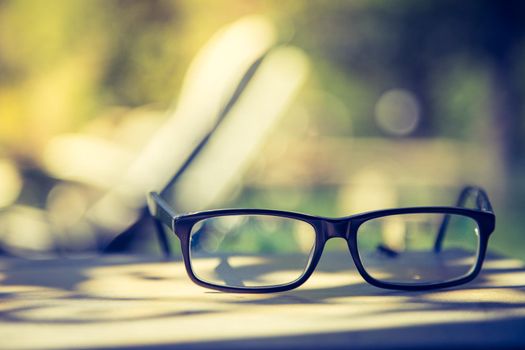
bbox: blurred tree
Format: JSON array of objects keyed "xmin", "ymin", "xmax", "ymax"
[{"xmin": 291, "ymin": 0, "xmax": 525, "ymax": 191}]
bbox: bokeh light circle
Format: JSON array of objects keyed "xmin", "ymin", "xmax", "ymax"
[{"xmin": 374, "ymin": 89, "xmax": 420, "ymax": 136}]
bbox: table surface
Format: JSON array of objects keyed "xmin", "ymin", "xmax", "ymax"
[{"xmin": 1, "ymin": 252, "xmax": 525, "ymax": 350}]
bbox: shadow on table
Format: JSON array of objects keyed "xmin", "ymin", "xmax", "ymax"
[
  {"xmin": 86, "ymin": 315, "xmax": 525, "ymax": 350},
  {"xmin": 95, "ymin": 315, "xmax": 525, "ymax": 350}
]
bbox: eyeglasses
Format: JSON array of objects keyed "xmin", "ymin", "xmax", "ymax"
[{"xmin": 147, "ymin": 186, "xmax": 495, "ymax": 293}]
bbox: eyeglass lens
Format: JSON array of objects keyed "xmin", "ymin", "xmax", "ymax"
[
  {"xmin": 189, "ymin": 215, "xmax": 316, "ymax": 288},
  {"xmin": 356, "ymin": 213, "xmax": 479, "ymax": 285}
]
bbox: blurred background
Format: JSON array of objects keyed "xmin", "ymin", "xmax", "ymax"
[{"xmin": 0, "ymin": 0, "xmax": 524, "ymax": 259}]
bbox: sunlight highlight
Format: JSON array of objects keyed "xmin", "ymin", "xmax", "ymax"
[
  {"xmin": 173, "ymin": 46, "xmax": 310, "ymax": 210},
  {"xmin": 0, "ymin": 158, "xmax": 22, "ymax": 208}
]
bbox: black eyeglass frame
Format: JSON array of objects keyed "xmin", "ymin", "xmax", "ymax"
[{"xmin": 147, "ymin": 186, "xmax": 495, "ymax": 293}]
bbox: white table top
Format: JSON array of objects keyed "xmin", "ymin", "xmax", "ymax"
[{"xmin": 1, "ymin": 253, "xmax": 524, "ymax": 349}]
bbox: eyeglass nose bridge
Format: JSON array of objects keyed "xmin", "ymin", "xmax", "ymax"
[{"xmin": 322, "ymin": 219, "xmax": 352, "ymax": 241}]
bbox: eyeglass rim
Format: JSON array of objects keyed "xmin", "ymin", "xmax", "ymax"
[{"xmin": 173, "ymin": 208, "xmax": 493, "ymax": 293}]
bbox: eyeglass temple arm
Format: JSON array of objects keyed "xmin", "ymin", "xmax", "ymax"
[
  {"xmin": 147, "ymin": 192, "xmax": 178, "ymax": 258},
  {"xmin": 433, "ymin": 185, "xmax": 494, "ymax": 253}
]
